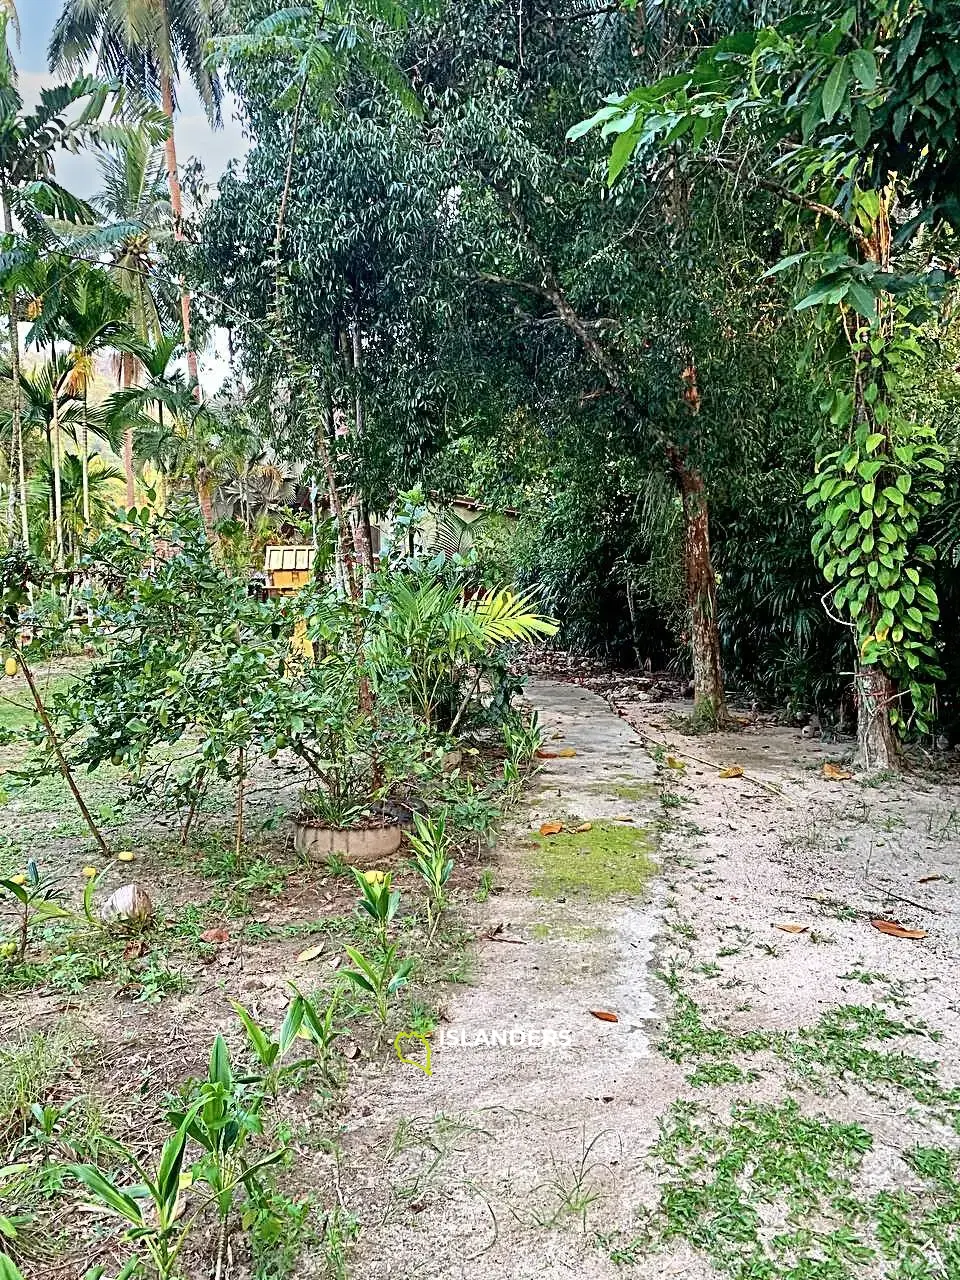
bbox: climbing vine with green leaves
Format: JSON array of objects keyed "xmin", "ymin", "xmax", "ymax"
[{"xmin": 806, "ymin": 325, "xmax": 945, "ymax": 730}]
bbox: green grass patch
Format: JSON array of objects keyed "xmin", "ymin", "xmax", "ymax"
[
  {"xmin": 659, "ymin": 991, "xmax": 959, "ymax": 1121},
  {"xmin": 532, "ymin": 820, "xmax": 656, "ymax": 899},
  {"xmin": 602, "ymin": 1099, "xmax": 960, "ymax": 1280}
]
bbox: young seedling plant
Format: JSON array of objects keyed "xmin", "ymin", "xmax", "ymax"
[
  {"xmin": 351, "ymin": 867, "xmax": 400, "ymax": 951},
  {"xmin": 233, "ymin": 986, "xmax": 343, "ymax": 1094},
  {"xmin": 407, "ymin": 812, "xmax": 454, "ymax": 938},
  {"xmin": 342, "ymin": 945, "xmax": 414, "ymax": 1028}
]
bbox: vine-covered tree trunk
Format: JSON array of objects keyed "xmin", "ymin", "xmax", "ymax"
[
  {"xmin": 856, "ymin": 665, "xmax": 899, "ymax": 772},
  {"xmin": 672, "ymin": 455, "xmax": 727, "ymax": 725}
]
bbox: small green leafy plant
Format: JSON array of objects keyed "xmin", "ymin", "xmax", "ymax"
[
  {"xmin": 341, "ymin": 944, "xmax": 414, "ymax": 1027},
  {"xmin": 407, "ymin": 811, "xmax": 454, "ymax": 936},
  {"xmin": 350, "ymin": 867, "xmax": 400, "ymax": 949},
  {"xmin": 233, "ymin": 987, "xmax": 342, "ymax": 1094},
  {"xmin": 67, "ymin": 1107, "xmax": 201, "ymax": 1280},
  {"xmin": 170, "ymin": 1036, "xmax": 286, "ymax": 1236}
]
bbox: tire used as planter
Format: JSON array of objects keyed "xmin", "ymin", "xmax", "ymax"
[{"xmin": 293, "ymin": 819, "xmax": 403, "ymax": 863}]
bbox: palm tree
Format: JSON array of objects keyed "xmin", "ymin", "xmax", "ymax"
[
  {"xmin": 29, "ymin": 453, "xmax": 123, "ymax": 557},
  {"xmin": 49, "ymin": 0, "xmax": 224, "ymax": 387},
  {"xmin": 23, "ymin": 253, "xmax": 84, "ymax": 560},
  {"xmin": 0, "ymin": 12, "xmax": 129, "ymax": 545},
  {"xmin": 55, "ymin": 266, "xmax": 135, "ymax": 526},
  {"xmin": 80, "ymin": 134, "xmax": 173, "ymax": 506},
  {"xmin": 107, "ymin": 332, "xmax": 216, "ymax": 522}
]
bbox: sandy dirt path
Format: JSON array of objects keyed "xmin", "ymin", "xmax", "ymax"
[{"xmin": 339, "ymin": 679, "xmax": 669, "ymax": 1278}]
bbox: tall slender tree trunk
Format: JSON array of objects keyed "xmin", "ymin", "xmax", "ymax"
[
  {"xmin": 3, "ymin": 197, "xmax": 27, "ymax": 545},
  {"xmin": 670, "ymin": 451, "xmax": 727, "ymax": 727},
  {"xmin": 852, "ymin": 211, "xmax": 899, "ymax": 773},
  {"xmin": 50, "ymin": 343, "xmax": 64, "ymax": 564},
  {"xmin": 272, "ymin": 71, "xmax": 309, "ymax": 315},
  {"xmin": 197, "ymin": 478, "xmax": 216, "ymax": 539},
  {"xmin": 13, "ymin": 325, "xmax": 27, "ymax": 545},
  {"xmin": 121, "ymin": 351, "xmax": 136, "ymax": 509},
  {"xmin": 81, "ymin": 382, "xmax": 90, "ymax": 526},
  {"xmin": 350, "ymin": 322, "xmax": 374, "ymax": 577},
  {"xmin": 160, "ymin": 72, "xmax": 199, "ymax": 390}
]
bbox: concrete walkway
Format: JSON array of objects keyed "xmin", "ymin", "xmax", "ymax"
[{"xmin": 342, "ymin": 680, "xmax": 664, "ymax": 1279}]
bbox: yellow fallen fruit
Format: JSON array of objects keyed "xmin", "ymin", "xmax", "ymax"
[
  {"xmin": 81, "ymin": 865, "xmax": 98, "ymax": 879},
  {"xmin": 3, "ymin": 657, "xmax": 17, "ymax": 678},
  {"xmin": 0, "ymin": 941, "xmax": 16, "ymax": 957},
  {"xmin": 116, "ymin": 851, "xmax": 135, "ymax": 863},
  {"xmin": 9, "ymin": 873, "xmax": 26, "ymax": 886}
]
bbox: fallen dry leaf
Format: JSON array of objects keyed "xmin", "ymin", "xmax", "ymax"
[
  {"xmin": 666, "ymin": 755, "xmax": 686, "ymax": 770},
  {"xmin": 200, "ymin": 927, "xmax": 230, "ymax": 945},
  {"xmin": 296, "ymin": 943, "xmax": 325, "ymax": 963},
  {"xmin": 535, "ymin": 749, "xmax": 560, "ymax": 759},
  {"xmin": 719, "ymin": 766, "xmax": 744, "ymax": 779},
  {"xmin": 538, "ymin": 821, "xmax": 563, "ymax": 836},
  {"xmin": 611, "ymin": 814, "xmax": 634, "ymax": 823},
  {"xmin": 573, "ymin": 821, "xmax": 593, "ymax": 833},
  {"xmin": 774, "ymin": 923, "xmax": 808, "ymax": 934},
  {"xmin": 822, "ymin": 762, "xmax": 854, "ymax": 781},
  {"xmin": 871, "ymin": 918, "xmax": 928, "ymax": 940},
  {"xmin": 123, "ymin": 939, "xmax": 147, "ymax": 960},
  {"xmin": 556, "ymin": 747, "xmax": 577, "ymax": 758},
  {"xmin": 589, "ymin": 1009, "xmax": 619, "ymax": 1023},
  {"xmin": 919, "ymin": 875, "xmax": 945, "ymax": 885}
]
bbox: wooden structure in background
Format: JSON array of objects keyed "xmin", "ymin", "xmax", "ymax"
[{"xmin": 263, "ymin": 545, "xmax": 315, "ymax": 596}]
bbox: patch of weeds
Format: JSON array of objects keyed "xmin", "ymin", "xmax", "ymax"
[
  {"xmin": 321, "ymin": 1207, "xmax": 359, "ymax": 1280},
  {"xmin": 532, "ymin": 820, "xmax": 656, "ymax": 900},
  {"xmin": 842, "ymin": 967, "xmax": 888, "ymax": 984},
  {"xmin": 687, "ymin": 1060, "xmax": 753, "ymax": 1087},
  {"xmin": 809, "ymin": 929, "xmax": 836, "ymax": 944},
  {"xmin": 0, "ymin": 1027, "xmax": 82, "ymax": 1141},
  {"xmin": 531, "ymin": 919, "xmax": 606, "ymax": 943},
  {"xmin": 652, "ymin": 1099, "xmax": 874, "ymax": 1276},
  {"xmin": 407, "ymin": 1002, "xmax": 439, "ymax": 1036},
  {"xmin": 530, "ymin": 1129, "xmax": 614, "ymax": 1232},
  {"xmin": 670, "ymin": 919, "xmax": 697, "ymax": 940},
  {"xmin": 659, "ymin": 987, "xmax": 960, "ymax": 1118},
  {"xmin": 129, "ymin": 952, "xmax": 189, "ymax": 1003},
  {"xmin": 248, "ymin": 1188, "xmax": 318, "ymax": 1279},
  {"xmin": 635, "ymin": 1100, "xmax": 960, "ymax": 1280},
  {"xmin": 660, "ymin": 792, "xmax": 687, "ymax": 810},
  {"xmin": 475, "ymin": 868, "xmax": 494, "ymax": 902},
  {"xmin": 591, "ymin": 780, "xmax": 658, "ymax": 804},
  {"xmin": 325, "ymin": 851, "xmax": 350, "ymax": 877},
  {"xmin": 212, "ymin": 851, "xmax": 293, "ymax": 903}
]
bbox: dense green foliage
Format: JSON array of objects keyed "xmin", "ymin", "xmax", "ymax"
[{"xmin": 2, "ymin": 0, "xmax": 959, "ymax": 750}]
